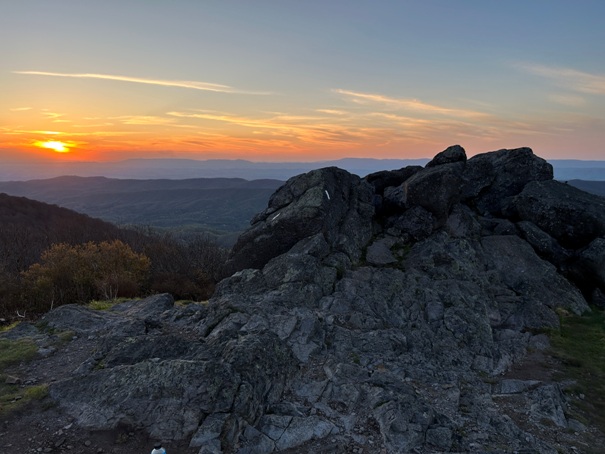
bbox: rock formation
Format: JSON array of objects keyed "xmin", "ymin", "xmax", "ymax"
[{"xmin": 8, "ymin": 146, "xmax": 605, "ymax": 453}]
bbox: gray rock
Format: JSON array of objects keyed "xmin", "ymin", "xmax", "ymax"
[
  {"xmin": 224, "ymin": 167, "xmax": 373, "ymax": 274},
  {"xmin": 237, "ymin": 424, "xmax": 276, "ymax": 453},
  {"xmin": 506, "ymin": 180, "xmax": 605, "ymax": 248},
  {"xmin": 528, "ymin": 384, "xmax": 568, "ymax": 428},
  {"xmin": 364, "ymin": 166, "xmax": 422, "ymax": 195},
  {"xmin": 445, "ymin": 203, "xmax": 481, "ymax": 238},
  {"xmin": 517, "ymin": 220, "xmax": 570, "ymax": 265},
  {"xmin": 388, "ymin": 205, "xmax": 435, "ymax": 241},
  {"xmin": 425, "ymin": 426, "xmax": 453, "ymax": 450},
  {"xmin": 462, "ymin": 147, "xmax": 553, "ymax": 215},
  {"xmin": 400, "ymin": 162, "xmax": 465, "ymax": 225},
  {"xmin": 481, "ymin": 235, "xmax": 588, "ymax": 328},
  {"xmin": 425, "ymin": 144, "xmax": 467, "ymax": 168},
  {"xmin": 572, "ymin": 237, "xmax": 605, "ymax": 290},
  {"xmin": 42, "ymin": 304, "xmax": 145, "ymax": 337},
  {"xmin": 190, "ymin": 413, "xmax": 229, "ymax": 447},
  {"xmin": 494, "ymin": 379, "xmax": 541, "ymax": 394},
  {"xmin": 365, "ymin": 237, "xmax": 398, "ymax": 266}
]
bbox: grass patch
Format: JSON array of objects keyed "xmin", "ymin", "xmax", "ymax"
[
  {"xmin": 0, "ymin": 321, "xmax": 20, "ymax": 333},
  {"xmin": 87, "ymin": 297, "xmax": 138, "ymax": 311},
  {"xmin": 0, "ymin": 382, "xmax": 49, "ymax": 416},
  {"xmin": 549, "ymin": 307, "xmax": 605, "ymax": 433},
  {"xmin": 0, "ymin": 338, "xmax": 38, "ymax": 369}
]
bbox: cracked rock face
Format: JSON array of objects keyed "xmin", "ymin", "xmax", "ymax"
[{"xmin": 34, "ymin": 146, "xmax": 605, "ymax": 452}]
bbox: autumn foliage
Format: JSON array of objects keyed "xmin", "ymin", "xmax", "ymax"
[
  {"xmin": 22, "ymin": 240, "xmax": 150, "ymax": 309},
  {"xmin": 0, "ymin": 193, "xmax": 230, "ymax": 319}
]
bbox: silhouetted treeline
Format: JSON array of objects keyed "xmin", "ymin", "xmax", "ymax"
[{"xmin": 0, "ymin": 193, "xmax": 229, "ymax": 319}]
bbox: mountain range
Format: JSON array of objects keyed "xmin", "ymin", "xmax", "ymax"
[
  {"xmin": 2, "ymin": 156, "xmax": 604, "ymax": 181},
  {"xmin": 1, "ymin": 175, "xmax": 604, "ymax": 247},
  {"xmin": 0, "ymin": 176, "xmax": 284, "ymax": 244}
]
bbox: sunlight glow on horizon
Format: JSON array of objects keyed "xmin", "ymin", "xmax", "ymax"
[{"xmin": 34, "ymin": 140, "xmax": 71, "ymax": 153}]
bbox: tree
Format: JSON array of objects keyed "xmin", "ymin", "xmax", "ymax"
[{"xmin": 22, "ymin": 240, "xmax": 150, "ymax": 310}]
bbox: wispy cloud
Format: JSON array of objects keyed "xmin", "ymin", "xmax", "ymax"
[
  {"xmin": 9, "ymin": 107, "xmax": 32, "ymax": 112},
  {"xmin": 14, "ymin": 71, "xmax": 271, "ymax": 95},
  {"xmin": 333, "ymin": 89, "xmax": 488, "ymax": 119},
  {"xmin": 548, "ymin": 93, "xmax": 587, "ymax": 107},
  {"xmin": 517, "ymin": 64, "xmax": 605, "ymax": 95},
  {"xmin": 112, "ymin": 115, "xmax": 177, "ymax": 126},
  {"xmin": 167, "ymin": 110, "xmax": 378, "ymax": 147},
  {"xmin": 317, "ymin": 109, "xmax": 348, "ymax": 116}
]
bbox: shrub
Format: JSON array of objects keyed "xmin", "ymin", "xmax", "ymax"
[{"xmin": 22, "ymin": 240, "xmax": 150, "ymax": 311}]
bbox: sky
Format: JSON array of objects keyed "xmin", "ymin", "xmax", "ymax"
[{"xmin": 1, "ymin": 0, "xmax": 605, "ymax": 163}]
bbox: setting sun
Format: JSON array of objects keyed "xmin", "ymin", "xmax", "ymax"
[{"xmin": 34, "ymin": 140, "xmax": 70, "ymax": 153}]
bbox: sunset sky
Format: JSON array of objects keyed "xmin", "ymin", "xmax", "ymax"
[{"xmin": 2, "ymin": 0, "xmax": 605, "ymax": 162}]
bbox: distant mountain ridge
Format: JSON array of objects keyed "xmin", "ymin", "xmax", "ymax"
[
  {"xmin": 1, "ymin": 156, "xmax": 604, "ymax": 181},
  {"xmin": 1, "ymin": 174, "xmax": 604, "ymax": 248},
  {"xmin": 0, "ymin": 177, "xmax": 284, "ymax": 243}
]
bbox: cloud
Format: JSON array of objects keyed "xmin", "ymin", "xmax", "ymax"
[
  {"xmin": 112, "ymin": 115, "xmax": 177, "ymax": 126},
  {"xmin": 316, "ymin": 109, "xmax": 348, "ymax": 116},
  {"xmin": 548, "ymin": 93, "xmax": 587, "ymax": 107},
  {"xmin": 14, "ymin": 71, "xmax": 271, "ymax": 95},
  {"xmin": 518, "ymin": 64, "xmax": 605, "ymax": 95},
  {"xmin": 167, "ymin": 110, "xmax": 377, "ymax": 147},
  {"xmin": 9, "ymin": 107, "xmax": 32, "ymax": 111},
  {"xmin": 333, "ymin": 89, "xmax": 488, "ymax": 119}
]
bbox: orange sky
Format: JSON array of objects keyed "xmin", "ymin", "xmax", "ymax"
[{"xmin": 2, "ymin": 2, "xmax": 605, "ymax": 162}]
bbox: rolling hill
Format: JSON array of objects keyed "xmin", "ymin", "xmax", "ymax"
[{"xmin": 0, "ymin": 176, "xmax": 284, "ymax": 243}]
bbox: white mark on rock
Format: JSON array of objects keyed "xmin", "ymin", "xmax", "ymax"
[
  {"xmin": 271, "ymin": 213, "xmax": 281, "ymax": 221},
  {"xmin": 325, "ymin": 190, "xmax": 331, "ymax": 200}
]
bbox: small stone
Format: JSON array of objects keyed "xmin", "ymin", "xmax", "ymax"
[{"xmin": 84, "ymin": 440, "xmax": 92, "ymax": 447}]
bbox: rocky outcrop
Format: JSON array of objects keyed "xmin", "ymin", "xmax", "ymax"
[
  {"xmin": 224, "ymin": 167, "xmax": 374, "ymax": 275},
  {"xmin": 9, "ymin": 146, "xmax": 605, "ymax": 453}
]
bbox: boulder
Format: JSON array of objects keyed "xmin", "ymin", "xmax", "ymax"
[
  {"xmin": 480, "ymin": 235, "xmax": 588, "ymax": 328},
  {"xmin": 462, "ymin": 147, "xmax": 553, "ymax": 215},
  {"xmin": 399, "ymin": 162, "xmax": 465, "ymax": 225},
  {"xmin": 387, "ymin": 205, "xmax": 435, "ymax": 241},
  {"xmin": 425, "ymin": 144, "xmax": 467, "ymax": 168},
  {"xmin": 516, "ymin": 220, "xmax": 571, "ymax": 265},
  {"xmin": 363, "ymin": 165, "xmax": 422, "ymax": 195},
  {"xmin": 567, "ymin": 237, "xmax": 605, "ymax": 295},
  {"xmin": 224, "ymin": 167, "xmax": 374, "ymax": 274},
  {"xmin": 505, "ymin": 180, "xmax": 605, "ymax": 248}
]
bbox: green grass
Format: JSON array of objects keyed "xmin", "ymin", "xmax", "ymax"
[
  {"xmin": 87, "ymin": 297, "xmax": 135, "ymax": 311},
  {"xmin": 549, "ymin": 307, "xmax": 605, "ymax": 432},
  {"xmin": 0, "ymin": 338, "xmax": 48, "ymax": 416},
  {"xmin": 0, "ymin": 382, "xmax": 49, "ymax": 416},
  {"xmin": 87, "ymin": 299, "xmax": 118, "ymax": 311},
  {"xmin": 0, "ymin": 338, "xmax": 38, "ymax": 369}
]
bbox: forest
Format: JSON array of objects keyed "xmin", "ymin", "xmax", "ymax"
[{"xmin": 0, "ymin": 193, "xmax": 228, "ymax": 320}]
